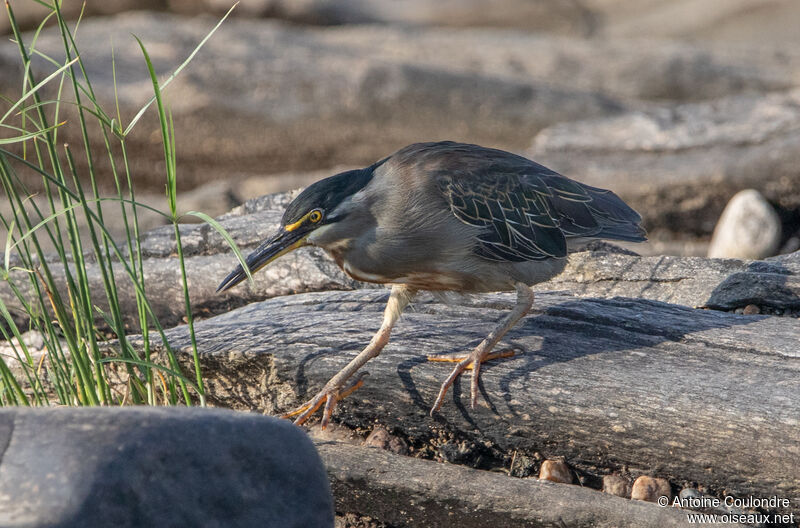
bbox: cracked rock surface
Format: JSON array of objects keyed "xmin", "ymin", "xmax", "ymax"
[{"xmin": 126, "ymin": 287, "xmax": 799, "ymax": 518}]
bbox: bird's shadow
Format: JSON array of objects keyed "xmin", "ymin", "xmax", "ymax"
[
  {"xmin": 396, "ymin": 343, "xmax": 515, "ymax": 429},
  {"xmin": 291, "ymin": 339, "xmax": 368, "ymax": 398},
  {"xmin": 394, "ymin": 259, "xmax": 797, "ymax": 423}
]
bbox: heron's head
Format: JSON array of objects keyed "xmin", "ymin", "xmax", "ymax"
[{"xmin": 217, "ymin": 166, "xmax": 376, "ymax": 292}]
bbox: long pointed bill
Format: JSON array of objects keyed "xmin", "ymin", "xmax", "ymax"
[{"xmin": 217, "ymin": 228, "xmax": 309, "ymax": 292}]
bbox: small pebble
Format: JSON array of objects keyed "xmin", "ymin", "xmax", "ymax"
[
  {"xmin": 363, "ymin": 426, "xmax": 409, "ymax": 456},
  {"xmin": 602, "ymin": 474, "xmax": 631, "ymax": 498},
  {"xmin": 631, "ymin": 476, "xmax": 671, "ymax": 503},
  {"xmin": 742, "ymin": 304, "xmax": 760, "ymax": 315},
  {"xmin": 538, "ymin": 459, "xmax": 573, "ymax": 484}
]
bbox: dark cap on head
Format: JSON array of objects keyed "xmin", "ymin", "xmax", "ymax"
[{"xmin": 282, "ymin": 165, "xmax": 378, "ymax": 226}]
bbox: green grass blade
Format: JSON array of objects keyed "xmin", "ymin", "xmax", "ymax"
[
  {"xmin": 185, "ymin": 210, "xmax": 254, "ymax": 285},
  {"xmin": 122, "ymin": 2, "xmax": 238, "ymax": 136},
  {"xmin": 0, "ymin": 122, "xmax": 65, "ymax": 145},
  {"xmin": 2, "ymin": 0, "xmax": 233, "ymax": 409},
  {"xmin": 0, "ymin": 57, "xmax": 79, "ymax": 125}
]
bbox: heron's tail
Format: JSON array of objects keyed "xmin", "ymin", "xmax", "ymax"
[
  {"xmin": 542, "ymin": 175, "xmax": 647, "ymax": 243},
  {"xmin": 583, "ymin": 185, "xmax": 647, "ymax": 243}
]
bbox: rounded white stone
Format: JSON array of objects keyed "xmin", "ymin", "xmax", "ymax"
[{"xmin": 708, "ymin": 189, "xmax": 781, "ymax": 259}]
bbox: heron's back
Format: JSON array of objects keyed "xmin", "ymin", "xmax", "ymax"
[{"xmin": 319, "ymin": 141, "xmax": 645, "ymax": 292}]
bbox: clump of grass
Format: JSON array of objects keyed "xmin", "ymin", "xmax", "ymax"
[{"xmin": 0, "ymin": 1, "xmax": 248, "ymax": 406}]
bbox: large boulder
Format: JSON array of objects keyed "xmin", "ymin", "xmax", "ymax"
[
  {"xmin": 0, "ymin": 13, "xmax": 623, "ymax": 191},
  {"xmin": 0, "ymin": 407, "xmax": 334, "ymax": 528},
  {"xmin": 111, "ymin": 0, "xmax": 800, "ymax": 46}
]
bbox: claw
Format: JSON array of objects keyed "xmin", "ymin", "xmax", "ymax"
[
  {"xmin": 429, "ymin": 349, "xmax": 517, "ymax": 415},
  {"xmin": 280, "ymin": 394, "xmax": 326, "ymax": 421},
  {"xmin": 280, "ymin": 372, "xmax": 367, "ymax": 428}
]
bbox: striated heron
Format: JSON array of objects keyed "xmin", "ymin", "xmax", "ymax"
[{"xmin": 218, "ymin": 141, "xmax": 646, "ymax": 428}]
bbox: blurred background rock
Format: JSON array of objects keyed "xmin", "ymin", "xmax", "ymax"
[{"xmin": 2, "ymin": 0, "xmax": 799, "ymax": 257}]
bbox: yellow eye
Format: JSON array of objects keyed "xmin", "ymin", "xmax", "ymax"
[{"xmin": 309, "ymin": 210, "xmax": 322, "ymax": 223}]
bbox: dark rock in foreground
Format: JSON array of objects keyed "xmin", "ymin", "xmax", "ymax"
[{"xmin": 0, "ymin": 408, "xmax": 333, "ymax": 528}]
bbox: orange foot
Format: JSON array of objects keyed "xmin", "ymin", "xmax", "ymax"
[
  {"xmin": 281, "ymin": 372, "xmax": 367, "ymax": 429},
  {"xmin": 428, "ymin": 349, "xmax": 517, "ymax": 414}
]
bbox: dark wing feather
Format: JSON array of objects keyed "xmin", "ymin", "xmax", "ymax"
[
  {"xmin": 428, "ymin": 142, "xmax": 645, "ymax": 263},
  {"xmin": 438, "ymin": 173, "xmax": 567, "ymax": 261}
]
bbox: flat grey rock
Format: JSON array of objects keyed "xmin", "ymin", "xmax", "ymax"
[
  {"xmin": 133, "ymin": 289, "xmax": 800, "ymax": 510},
  {"xmin": 543, "ymin": 244, "xmax": 800, "ymax": 312},
  {"xmin": 316, "ymin": 439, "xmax": 743, "ymax": 527},
  {"xmin": 0, "ymin": 408, "xmax": 333, "ymax": 528}
]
